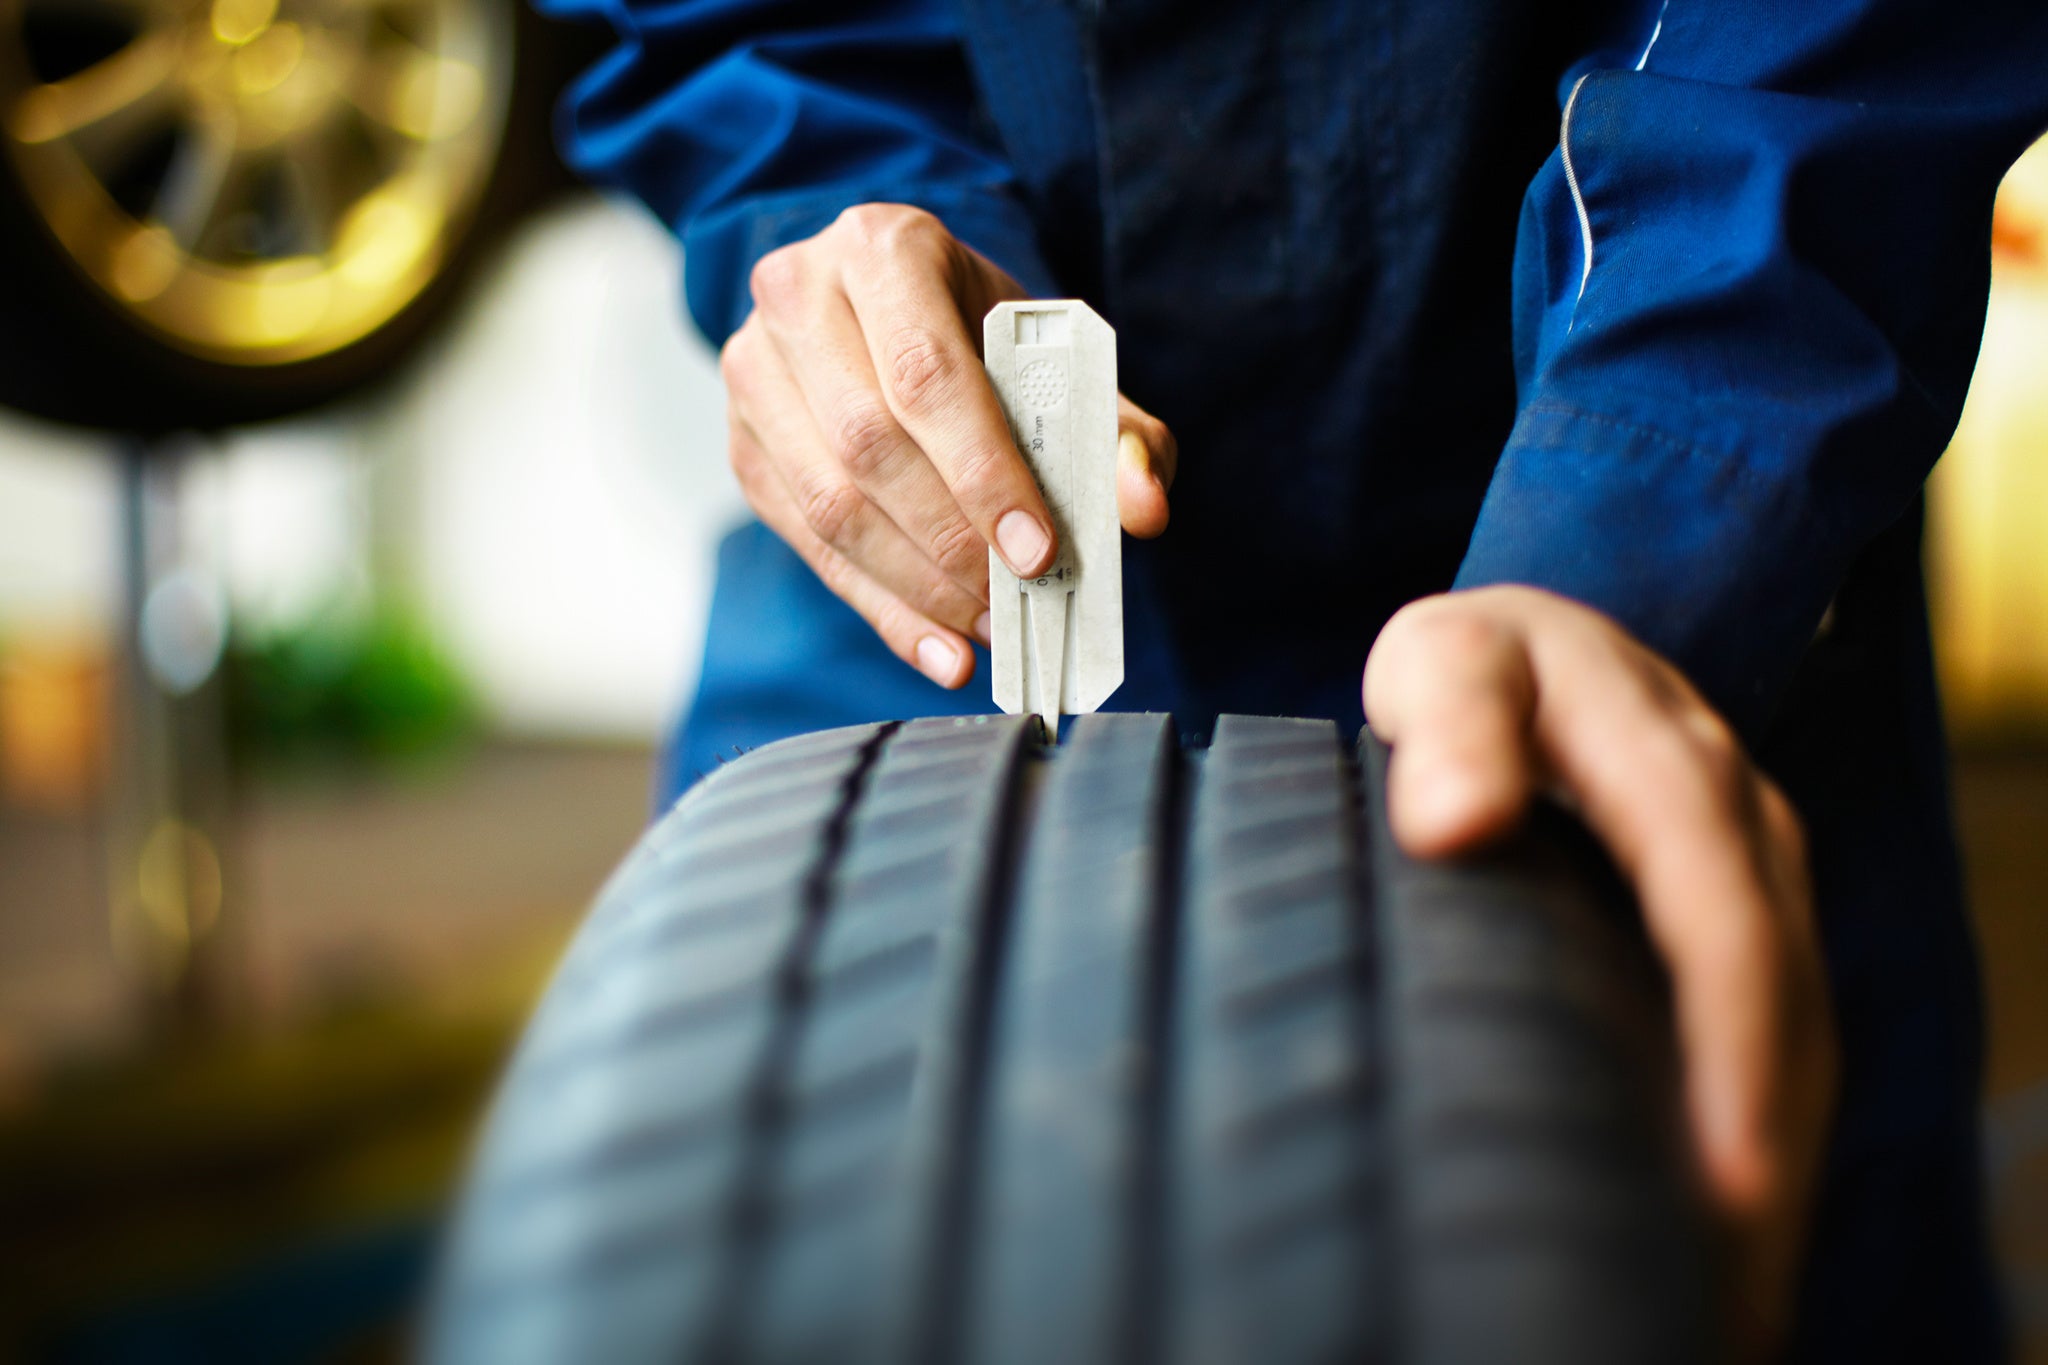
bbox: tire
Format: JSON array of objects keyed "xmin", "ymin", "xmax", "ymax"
[{"xmin": 428, "ymin": 714, "xmax": 1714, "ymax": 1365}]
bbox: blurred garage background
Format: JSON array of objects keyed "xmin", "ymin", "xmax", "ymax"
[{"xmin": 0, "ymin": 2, "xmax": 2046, "ymax": 1359}]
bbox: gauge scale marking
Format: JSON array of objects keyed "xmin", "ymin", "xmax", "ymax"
[{"xmin": 985, "ymin": 300, "xmax": 1123, "ymax": 737}]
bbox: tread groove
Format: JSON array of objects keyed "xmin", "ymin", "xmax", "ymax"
[
  {"xmin": 739, "ymin": 715, "xmax": 1038, "ymax": 1363},
  {"xmin": 697, "ymin": 720, "xmax": 902, "ymax": 1359},
  {"xmin": 902, "ymin": 721, "xmax": 1040, "ymax": 1365}
]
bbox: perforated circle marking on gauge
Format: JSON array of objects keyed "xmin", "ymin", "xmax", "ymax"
[{"xmin": 1018, "ymin": 357, "xmax": 1068, "ymax": 409}]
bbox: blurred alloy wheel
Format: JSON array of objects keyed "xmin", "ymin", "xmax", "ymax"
[{"xmin": 0, "ymin": 0, "xmax": 526, "ymax": 432}]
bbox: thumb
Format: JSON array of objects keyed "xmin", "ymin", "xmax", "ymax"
[{"xmin": 1117, "ymin": 394, "xmax": 1176, "ymax": 539}]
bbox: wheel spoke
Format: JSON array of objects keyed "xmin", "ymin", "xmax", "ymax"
[
  {"xmin": 153, "ymin": 109, "xmax": 241, "ymax": 249},
  {"xmin": 8, "ymin": 30, "xmax": 182, "ymax": 169}
]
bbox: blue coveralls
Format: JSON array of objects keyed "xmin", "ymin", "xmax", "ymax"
[{"xmin": 538, "ymin": 0, "xmax": 2048, "ymax": 1356}]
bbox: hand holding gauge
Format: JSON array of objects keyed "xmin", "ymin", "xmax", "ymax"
[{"xmin": 718, "ymin": 207, "xmax": 1172, "ymax": 697}]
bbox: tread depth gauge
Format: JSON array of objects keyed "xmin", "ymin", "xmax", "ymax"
[{"xmin": 984, "ymin": 299, "xmax": 1124, "ymax": 740}]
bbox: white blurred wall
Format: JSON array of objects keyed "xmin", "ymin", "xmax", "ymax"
[
  {"xmin": 0, "ymin": 419, "xmax": 117, "ymax": 642},
  {"xmin": 390, "ymin": 194, "xmax": 743, "ymax": 740}
]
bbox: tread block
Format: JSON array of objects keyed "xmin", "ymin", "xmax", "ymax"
[
  {"xmin": 972, "ymin": 712, "xmax": 1178, "ymax": 1365},
  {"xmin": 1172, "ymin": 715, "xmax": 1378, "ymax": 1365}
]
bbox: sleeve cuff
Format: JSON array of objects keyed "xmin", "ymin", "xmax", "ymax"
[{"xmin": 1452, "ymin": 401, "xmax": 1845, "ymax": 738}]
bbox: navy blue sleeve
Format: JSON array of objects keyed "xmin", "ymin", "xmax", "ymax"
[
  {"xmin": 533, "ymin": 0, "xmax": 1058, "ymax": 345},
  {"xmin": 1455, "ymin": 2, "xmax": 2048, "ymax": 736}
]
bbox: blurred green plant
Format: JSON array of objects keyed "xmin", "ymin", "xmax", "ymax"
[{"xmin": 223, "ymin": 605, "xmax": 476, "ymax": 774}]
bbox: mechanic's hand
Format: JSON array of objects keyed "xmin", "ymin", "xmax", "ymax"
[
  {"xmin": 1364, "ymin": 586, "xmax": 1837, "ymax": 1358},
  {"xmin": 721, "ymin": 204, "xmax": 1178, "ymax": 688}
]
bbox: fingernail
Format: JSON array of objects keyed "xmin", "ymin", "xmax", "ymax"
[
  {"xmin": 996, "ymin": 510, "xmax": 1052, "ymax": 576},
  {"xmin": 916, "ymin": 635, "xmax": 961, "ymax": 683},
  {"xmin": 972, "ymin": 611, "xmax": 992, "ymax": 645}
]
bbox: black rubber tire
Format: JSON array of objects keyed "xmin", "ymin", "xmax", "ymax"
[{"xmin": 429, "ymin": 714, "xmax": 1714, "ymax": 1365}]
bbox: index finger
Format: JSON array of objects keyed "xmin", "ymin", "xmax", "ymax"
[{"xmin": 839, "ymin": 227, "xmax": 1057, "ymax": 579}]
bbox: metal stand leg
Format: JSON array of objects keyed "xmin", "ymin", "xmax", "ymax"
[{"xmin": 106, "ymin": 435, "xmax": 234, "ymax": 1029}]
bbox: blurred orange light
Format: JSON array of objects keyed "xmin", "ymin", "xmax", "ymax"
[
  {"xmin": 1929, "ymin": 133, "xmax": 2048, "ymax": 732},
  {"xmin": 0, "ymin": 640, "xmax": 110, "ymax": 816}
]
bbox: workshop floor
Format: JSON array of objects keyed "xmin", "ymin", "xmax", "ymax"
[
  {"xmin": 0, "ymin": 741, "xmax": 2044, "ymax": 1359},
  {"xmin": 0, "ymin": 743, "xmax": 651, "ymax": 1358}
]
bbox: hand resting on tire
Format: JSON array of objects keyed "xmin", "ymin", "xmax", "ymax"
[{"xmin": 1365, "ymin": 585, "xmax": 1838, "ymax": 1359}]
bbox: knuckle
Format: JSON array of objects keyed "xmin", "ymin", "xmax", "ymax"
[
  {"xmin": 873, "ymin": 603, "xmax": 922, "ymax": 658},
  {"xmin": 1683, "ymin": 701, "xmax": 1738, "ymax": 753},
  {"xmin": 810, "ymin": 546, "xmax": 858, "ymax": 601},
  {"xmin": 794, "ymin": 471, "xmax": 866, "ymax": 548},
  {"xmin": 885, "ymin": 206, "xmax": 944, "ymax": 256},
  {"xmin": 1135, "ymin": 411, "xmax": 1172, "ymax": 451},
  {"xmin": 885, "ymin": 326, "xmax": 962, "ymax": 413},
  {"xmin": 1636, "ymin": 654, "xmax": 1700, "ymax": 714},
  {"xmin": 1408, "ymin": 606, "xmax": 1513, "ymax": 670},
  {"xmin": 1687, "ymin": 720, "xmax": 1750, "ymax": 802},
  {"xmin": 717, "ymin": 324, "xmax": 756, "ymax": 391},
  {"xmin": 1377, "ymin": 596, "xmax": 1436, "ymax": 640},
  {"xmin": 1758, "ymin": 779, "xmax": 1809, "ymax": 858},
  {"xmin": 833, "ymin": 202, "xmax": 887, "ymax": 240},
  {"xmin": 844, "ymin": 202, "xmax": 938, "ymax": 250},
  {"xmin": 944, "ymin": 438, "xmax": 1008, "ymax": 493},
  {"xmin": 925, "ymin": 514, "xmax": 987, "ymax": 577},
  {"xmin": 837, "ymin": 203, "xmax": 940, "ymax": 257},
  {"xmin": 828, "ymin": 399, "xmax": 903, "ymax": 480},
  {"xmin": 725, "ymin": 430, "xmax": 753, "ymax": 480},
  {"xmin": 1370, "ymin": 597, "xmax": 1442, "ymax": 674},
  {"xmin": 888, "ymin": 203, "xmax": 940, "ymax": 235},
  {"xmin": 747, "ymin": 245, "xmax": 805, "ymax": 313}
]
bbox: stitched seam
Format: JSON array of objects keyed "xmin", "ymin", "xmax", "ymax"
[{"xmin": 1515, "ymin": 401, "xmax": 1776, "ymax": 493}]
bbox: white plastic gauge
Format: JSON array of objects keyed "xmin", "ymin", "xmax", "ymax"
[{"xmin": 984, "ymin": 299, "xmax": 1123, "ymax": 737}]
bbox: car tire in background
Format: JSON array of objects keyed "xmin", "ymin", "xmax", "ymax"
[
  {"xmin": 0, "ymin": 0, "xmax": 589, "ymax": 434},
  {"xmin": 428, "ymin": 713, "xmax": 1717, "ymax": 1365}
]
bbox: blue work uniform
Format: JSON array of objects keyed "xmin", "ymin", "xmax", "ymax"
[{"xmin": 537, "ymin": 0, "xmax": 2048, "ymax": 1356}]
